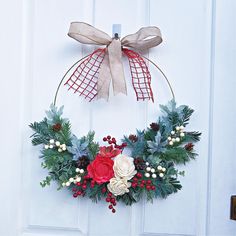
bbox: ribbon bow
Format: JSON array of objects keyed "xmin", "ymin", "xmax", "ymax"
[{"xmin": 65, "ymin": 22, "xmax": 162, "ymax": 101}]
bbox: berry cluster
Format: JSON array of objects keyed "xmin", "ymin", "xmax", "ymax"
[
  {"xmin": 131, "ymin": 172, "xmax": 156, "ymax": 191},
  {"xmin": 144, "ymin": 162, "xmax": 166, "ymax": 179},
  {"xmin": 105, "ymin": 192, "xmax": 117, "ymax": 213},
  {"xmin": 103, "ymin": 135, "xmax": 127, "ymax": 149},
  {"xmin": 62, "ymin": 168, "xmax": 85, "ymax": 187},
  {"xmin": 72, "ymin": 175, "xmax": 94, "ymax": 197},
  {"xmin": 168, "ymin": 125, "xmax": 185, "ymax": 146},
  {"xmin": 44, "ymin": 139, "xmax": 67, "ymax": 152}
]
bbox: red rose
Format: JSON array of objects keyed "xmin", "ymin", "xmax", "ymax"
[
  {"xmin": 87, "ymin": 155, "xmax": 114, "ymax": 184},
  {"xmin": 99, "ymin": 146, "xmax": 121, "ymax": 158}
]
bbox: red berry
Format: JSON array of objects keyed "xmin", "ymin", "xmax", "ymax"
[
  {"xmin": 72, "ymin": 188, "xmax": 77, "ymax": 192},
  {"xmin": 76, "ymin": 182, "xmax": 81, "ymax": 186},
  {"xmin": 106, "ymin": 197, "xmax": 111, "ymax": 202},
  {"xmin": 122, "ymin": 142, "xmax": 127, "ymax": 147},
  {"xmin": 108, "ymin": 193, "xmax": 112, "ymax": 197},
  {"xmin": 77, "ymin": 191, "xmax": 82, "ymax": 195},
  {"xmin": 82, "ymin": 185, "xmax": 87, "ymax": 190},
  {"xmin": 102, "ymin": 187, "xmax": 106, "ymax": 193},
  {"xmin": 151, "ymin": 186, "xmax": 156, "ymax": 190},
  {"xmin": 73, "ymin": 193, "xmax": 78, "ymax": 198},
  {"xmin": 133, "ymin": 177, "xmax": 138, "ymax": 182},
  {"xmin": 113, "ymin": 202, "xmax": 117, "ymax": 206},
  {"xmin": 136, "ymin": 173, "xmax": 142, "ymax": 178},
  {"xmin": 109, "ymin": 205, "xmax": 113, "ymax": 209},
  {"xmin": 103, "ymin": 137, "xmax": 107, "ymax": 142},
  {"xmin": 140, "ymin": 184, "xmax": 144, "ymax": 188},
  {"xmin": 132, "ymin": 183, "xmax": 137, "ymax": 188},
  {"xmin": 107, "ymin": 135, "xmax": 111, "ymax": 140},
  {"xmin": 146, "ymin": 185, "xmax": 151, "ymax": 190},
  {"xmin": 147, "ymin": 180, "xmax": 152, "ymax": 185},
  {"xmin": 141, "ymin": 180, "xmax": 146, "ymax": 184},
  {"xmin": 108, "ymin": 140, "xmax": 112, "ymax": 144},
  {"xmin": 110, "ymin": 198, "xmax": 115, "ymax": 204},
  {"xmin": 112, "ymin": 209, "xmax": 116, "ymax": 213},
  {"xmin": 84, "ymin": 175, "xmax": 90, "ymax": 179}
]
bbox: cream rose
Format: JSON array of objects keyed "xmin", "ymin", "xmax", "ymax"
[
  {"xmin": 113, "ymin": 154, "xmax": 137, "ymax": 180},
  {"xmin": 107, "ymin": 177, "xmax": 131, "ymax": 196}
]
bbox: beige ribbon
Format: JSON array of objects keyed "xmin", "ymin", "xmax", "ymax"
[{"xmin": 68, "ymin": 22, "xmax": 162, "ymax": 100}]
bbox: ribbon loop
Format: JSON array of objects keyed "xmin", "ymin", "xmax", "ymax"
[
  {"xmin": 68, "ymin": 22, "xmax": 112, "ymax": 45},
  {"xmin": 121, "ymin": 26, "xmax": 162, "ymax": 51},
  {"xmin": 66, "ymin": 22, "xmax": 162, "ymax": 101}
]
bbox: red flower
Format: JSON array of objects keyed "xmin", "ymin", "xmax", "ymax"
[
  {"xmin": 87, "ymin": 155, "xmax": 114, "ymax": 184},
  {"xmin": 99, "ymin": 146, "xmax": 121, "ymax": 159}
]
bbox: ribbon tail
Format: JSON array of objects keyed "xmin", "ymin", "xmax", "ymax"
[
  {"xmin": 108, "ymin": 40, "xmax": 127, "ymax": 96},
  {"xmin": 97, "ymin": 53, "xmax": 112, "ymax": 101},
  {"xmin": 123, "ymin": 48, "xmax": 154, "ymax": 102},
  {"xmin": 64, "ymin": 48, "xmax": 106, "ymax": 101}
]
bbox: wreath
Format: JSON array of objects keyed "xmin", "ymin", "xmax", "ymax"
[{"xmin": 29, "ymin": 22, "xmax": 201, "ymax": 213}]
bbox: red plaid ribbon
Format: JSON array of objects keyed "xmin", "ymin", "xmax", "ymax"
[{"xmin": 65, "ymin": 48, "xmax": 154, "ymax": 102}]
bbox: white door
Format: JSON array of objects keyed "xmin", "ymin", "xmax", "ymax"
[{"xmin": 1, "ymin": 0, "xmax": 236, "ymax": 236}]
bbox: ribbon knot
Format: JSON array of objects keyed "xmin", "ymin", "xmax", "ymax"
[{"xmin": 65, "ymin": 22, "xmax": 162, "ymax": 101}]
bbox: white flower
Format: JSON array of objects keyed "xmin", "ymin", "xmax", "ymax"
[
  {"xmin": 113, "ymin": 154, "xmax": 137, "ymax": 180},
  {"xmin": 107, "ymin": 177, "xmax": 131, "ymax": 196}
]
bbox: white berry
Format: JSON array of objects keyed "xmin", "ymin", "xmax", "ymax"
[
  {"xmin": 162, "ymin": 167, "xmax": 166, "ymax": 172},
  {"xmin": 69, "ymin": 178, "xmax": 74, "ymax": 183},
  {"xmin": 169, "ymin": 141, "xmax": 173, "ymax": 146},
  {"xmin": 49, "ymin": 139, "xmax": 54, "ymax": 144},
  {"xmin": 62, "ymin": 146, "xmax": 67, "ymax": 151},
  {"xmin": 145, "ymin": 173, "xmax": 150, "ymax": 178},
  {"xmin": 76, "ymin": 168, "xmax": 80, "ymax": 173},
  {"xmin": 55, "ymin": 141, "xmax": 60, "ymax": 147},
  {"xmin": 152, "ymin": 173, "xmax": 157, "ymax": 178},
  {"xmin": 79, "ymin": 169, "xmax": 85, "ymax": 174},
  {"xmin": 180, "ymin": 125, "xmax": 184, "ymax": 130},
  {"xmin": 62, "ymin": 183, "xmax": 66, "ymax": 187},
  {"xmin": 168, "ymin": 137, "xmax": 172, "ymax": 141},
  {"xmin": 172, "ymin": 138, "xmax": 176, "ymax": 142},
  {"xmin": 76, "ymin": 177, "xmax": 81, "ymax": 182},
  {"xmin": 151, "ymin": 168, "xmax": 155, "ymax": 173},
  {"xmin": 49, "ymin": 144, "xmax": 54, "ymax": 149},
  {"xmin": 145, "ymin": 162, "xmax": 149, "ymax": 166},
  {"xmin": 44, "ymin": 145, "xmax": 49, "ymax": 149},
  {"xmin": 157, "ymin": 166, "xmax": 162, "ymax": 171},
  {"xmin": 180, "ymin": 132, "xmax": 185, "ymax": 137},
  {"xmin": 65, "ymin": 182, "xmax": 70, "ymax": 187},
  {"xmin": 171, "ymin": 131, "xmax": 175, "ymax": 135},
  {"xmin": 159, "ymin": 173, "xmax": 164, "ymax": 178},
  {"xmin": 146, "ymin": 167, "xmax": 151, "ymax": 172},
  {"xmin": 176, "ymin": 126, "xmax": 180, "ymax": 131},
  {"xmin": 58, "ymin": 148, "xmax": 62, "ymax": 152},
  {"xmin": 176, "ymin": 137, "xmax": 180, "ymax": 142}
]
